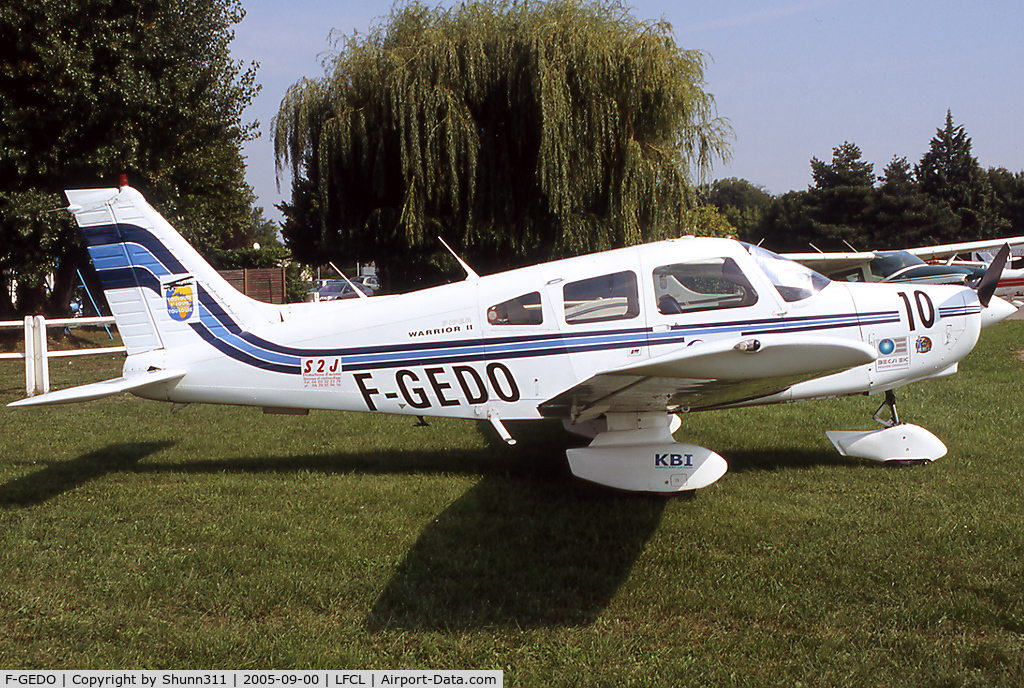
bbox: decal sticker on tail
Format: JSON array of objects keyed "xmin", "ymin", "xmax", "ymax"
[{"xmin": 163, "ymin": 275, "xmax": 198, "ymax": 323}]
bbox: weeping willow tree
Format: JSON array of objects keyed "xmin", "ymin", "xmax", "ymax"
[{"xmin": 275, "ymin": 0, "xmax": 731, "ymax": 287}]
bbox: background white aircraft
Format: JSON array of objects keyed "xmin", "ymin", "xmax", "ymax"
[
  {"xmin": 938, "ymin": 247, "xmax": 1024, "ymax": 303},
  {"xmin": 9, "ymin": 185, "xmax": 1017, "ymax": 494},
  {"xmin": 785, "ymin": 236, "xmax": 1024, "ymax": 301}
]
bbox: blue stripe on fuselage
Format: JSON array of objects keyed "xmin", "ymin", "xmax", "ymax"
[{"xmin": 192, "ymin": 310, "xmax": 899, "ymax": 375}]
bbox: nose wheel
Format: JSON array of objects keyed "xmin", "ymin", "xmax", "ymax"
[{"xmin": 826, "ymin": 389, "xmax": 946, "ymax": 463}]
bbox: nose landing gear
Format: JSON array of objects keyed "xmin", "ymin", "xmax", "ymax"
[
  {"xmin": 825, "ymin": 390, "xmax": 947, "ymax": 464},
  {"xmin": 872, "ymin": 390, "xmax": 901, "ymax": 427}
]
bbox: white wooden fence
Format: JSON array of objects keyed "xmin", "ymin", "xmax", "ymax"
[{"xmin": 0, "ymin": 316, "xmax": 125, "ymax": 397}]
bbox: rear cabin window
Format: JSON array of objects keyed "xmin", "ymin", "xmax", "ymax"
[
  {"xmin": 487, "ymin": 292, "xmax": 543, "ymax": 325},
  {"xmin": 653, "ymin": 258, "xmax": 758, "ymax": 315},
  {"xmin": 563, "ymin": 271, "xmax": 640, "ymax": 324}
]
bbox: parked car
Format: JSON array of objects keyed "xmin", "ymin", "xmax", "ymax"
[
  {"xmin": 311, "ymin": 281, "xmax": 374, "ymax": 301},
  {"xmin": 355, "ymin": 275, "xmax": 380, "ymax": 291}
]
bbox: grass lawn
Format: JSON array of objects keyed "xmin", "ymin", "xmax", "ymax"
[{"xmin": 1, "ymin": 324, "xmax": 1022, "ymax": 685}]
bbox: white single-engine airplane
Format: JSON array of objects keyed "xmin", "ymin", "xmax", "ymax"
[
  {"xmin": 784, "ymin": 236, "xmax": 1024, "ymax": 295},
  {"xmin": 9, "ymin": 184, "xmax": 1018, "ymax": 494}
]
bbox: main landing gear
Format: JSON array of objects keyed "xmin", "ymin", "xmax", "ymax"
[
  {"xmin": 563, "ymin": 412, "xmax": 728, "ymax": 494},
  {"xmin": 826, "ymin": 390, "xmax": 947, "ymax": 464}
]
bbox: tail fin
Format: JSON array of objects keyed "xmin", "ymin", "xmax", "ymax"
[{"xmin": 69, "ymin": 185, "xmax": 278, "ymax": 355}]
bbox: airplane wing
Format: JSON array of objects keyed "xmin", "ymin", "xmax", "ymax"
[
  {"xmin": 904, "ymin": 236, "xmax": 1024, "ymax": 261},
  {"xmin": 538, "ymin": 335, "xmax": 876, "ymax": 421},
  {"xmin": 7, "ymin": 369, "xmax": 186, "ymax": 407},
  {"xmin": 781, "ymin": 251, "xmax": 876, "ymax": 274}
]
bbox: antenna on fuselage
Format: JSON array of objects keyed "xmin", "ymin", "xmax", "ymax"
[{"xmin": 438, "ymin": 236, "xmax": 480, "ymax": 281}]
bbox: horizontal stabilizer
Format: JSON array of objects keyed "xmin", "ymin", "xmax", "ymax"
[{"xmin": 7, "ymin": 369, "xmax": 185, "ymax": 408}]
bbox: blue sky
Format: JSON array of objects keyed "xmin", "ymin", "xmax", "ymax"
[{"xmin": 230, "ymin": 0, "xmax": 1024, "ymax": 223}]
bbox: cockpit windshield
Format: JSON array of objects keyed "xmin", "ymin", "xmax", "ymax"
[
  {"xmin": 869, "ymin": 251, "xmax": 925, "ymax": 278},
  {"xmin": 743, "ymin": 243, "xmax": 831, "ymax": 302}
]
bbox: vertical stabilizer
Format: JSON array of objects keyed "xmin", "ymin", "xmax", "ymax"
[{"xmin": 69, "ymin": 185, "xmax": 278, "ymax": 355}]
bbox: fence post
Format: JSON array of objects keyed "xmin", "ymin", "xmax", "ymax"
[
  {"xmin": 34, "ymin": 315, "xmax": 49, "ymax": 395},
  {"xmin": 24, "ymin": 316, "xmax": 35, "ymax": 396},
  {"xmin": 24, "ymin": 315, "xmax": 49, "ymax": 396}
]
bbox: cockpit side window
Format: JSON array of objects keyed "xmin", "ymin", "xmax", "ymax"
[
  {"xmin": 653, "ymin": 258, "xmax": 758, "ymax": 315},
  {"xmin": 869, "ymin": 251, "xmax": 924, "ymax": 279},
  {"xmin": 487, "ymin": 292, "xmax": 543, "ymax": 325},
  {"xmin": 563, "ymin": 271, "xmax": 640, "ymax": 324}
]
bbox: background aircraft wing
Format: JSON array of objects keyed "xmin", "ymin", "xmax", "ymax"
[
  {"xmin": 538, "ymin": 335, "xmax": 876, "ymax": 420},
  {"xmin": 782, "ymin": 251, "xmax": 876, "ymax": 274},
  {"xmin": 904, "ymin": 236, "xmax": 1024, "ymax": 261},
  {"xmin": 780, "ymin": 238, "xmax": 1024, "ymax": 273}
]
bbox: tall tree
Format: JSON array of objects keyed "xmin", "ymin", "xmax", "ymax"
[
  {"xmin": 870, "ymin": 156, "xmax": 957, "ymax": 248},
  {"xmin": 810, "ymin": 142, "xmax": 874, "ymax": 190},
  {"xmin": 753, "ymin": 189, "xmax": 818, "ymax": 252},
  {"xmin": 805, "ymin": 142, "xmax": 876, "ymax": 249},
  {"xmin": 0, "ymin": 0, "xmax": 262, "ymax": 316},
  {"xmin": 986, "ymin": 167, "xmax": 1024, "ymax": 236},
  {"xmin": 755, "ymin": 143, "xmax": 877, "ymax": 252},
  {"xmin": 915, "ymin": 111, "xmax": 1006, "ymax": 241},
  {"xmin": 275, "ymin": 0, "xmax": 731, "ymax": 289}
]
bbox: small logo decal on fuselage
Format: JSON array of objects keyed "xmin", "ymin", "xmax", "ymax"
[
  {"xmin": 302, "ymin": 357, "xmax": 344, "ymax": 388},
  {"xmin": 876, "ymin": 336, "xmax": 910, "ymax": 372}
]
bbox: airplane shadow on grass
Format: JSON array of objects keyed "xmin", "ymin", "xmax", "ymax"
[
  {"xmin": 0, "ymin": 441, "xmax": 174, "ymax": 508},
  {"xmin": 0, "ymin": 421, "xmax": 859, "ymax": 630},
  {"xmin": 363, "ymin": 422, "xmax": 667, "ymax": 631},
  {"xmin": 724, "ymin": 447, "xmax": 864, "ymax": 474},
  {"xmin": 364, "ymin": 475, "xmax": 668, "ymax": 631},
  {"xmin": 0, "ymin": 422, "xmax": 667, "ymax": 629},
  {"xmin": 360, "ymin": 433, "xmax": 865, "ymax": 631}
]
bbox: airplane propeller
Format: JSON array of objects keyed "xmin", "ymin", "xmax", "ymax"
[{"xmin": 976, "ymin": 243, "xmax": 1010, "ymax": 308}]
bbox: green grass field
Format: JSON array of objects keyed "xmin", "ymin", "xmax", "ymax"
[{"xmin": 1, "ymin": 324, "xmax": 1023, "ymax": 685}]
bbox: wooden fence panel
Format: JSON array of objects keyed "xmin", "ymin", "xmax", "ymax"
[{"xmin": 218, "ymin": 267, "xmax": 286, "ymax": 304}]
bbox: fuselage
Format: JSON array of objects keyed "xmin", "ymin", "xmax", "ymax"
[{"xmin": 125, "ymin": 238, "xmax": 994, "ymax": 421}]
